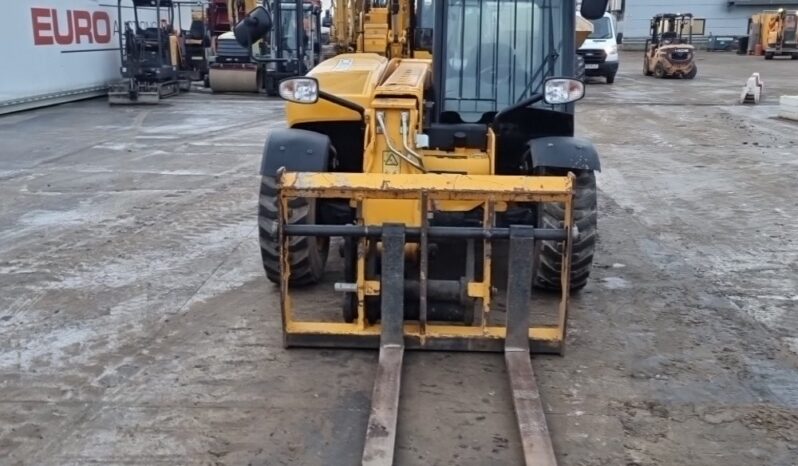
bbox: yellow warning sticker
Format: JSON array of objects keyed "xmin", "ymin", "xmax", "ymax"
[{"xmin": 383, "ymin": 151, "xmax": 400, "ymax": 173}]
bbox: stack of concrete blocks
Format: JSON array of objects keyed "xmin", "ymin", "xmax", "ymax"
[{"xmin": 779, "ymin": 96, "xmax": 798, "ymax": 121}]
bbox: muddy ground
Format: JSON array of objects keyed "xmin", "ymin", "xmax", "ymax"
[{"xmin": 1, "ymin": 51, "xmax": 797, "ymax": 465}]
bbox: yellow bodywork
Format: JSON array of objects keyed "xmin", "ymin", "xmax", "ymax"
[
  {"xmin": 287, "ymin": 55, "xmax": 500, "ymax": 224},
  {"xmin": 277, "ymin": 49, "xmax": 577, "ymax": 351},
  {"xmin": 278, "ymin": 172, "xmax": 575, "ymax": 351},
  {"xmin": 286, "ymin": 53, "xmax": 390, "ymax": 124}
]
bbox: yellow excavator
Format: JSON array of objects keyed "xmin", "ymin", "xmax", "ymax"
[
  {"xmin": 327, "ymin": 0, "xmax": 432, "ymax": 58},
  {"xmin": 329, "ymin": 0, "xmax": 592, "ymax": 67}
]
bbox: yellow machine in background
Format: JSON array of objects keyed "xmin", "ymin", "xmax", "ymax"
[
  {"xmin": 328, "ymin": 0, "xmax": 590, "ymax": 62},
  {"xmin": 235, "ymin": 0, "xmax": 609, "ymax": 463},
  {"xmin": 360, "ymin": 0, "xmax": 411, "ymax": 56},
  {"xmin": 749, "ymin": 9, "xmax": 798, "ymax": 59},
  {"xmin": 328, "ymin": 0, "xmax": 431, "ymax": 58}
]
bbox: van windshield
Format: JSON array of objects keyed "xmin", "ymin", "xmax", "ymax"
[{"xmin": 588, "ymin": 16, "xmax": 612, "ymax": 39}]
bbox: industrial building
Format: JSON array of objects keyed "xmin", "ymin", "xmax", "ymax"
[{"xmin": 612, "ymin": 0, "xmax": 798, "ymax": 39}]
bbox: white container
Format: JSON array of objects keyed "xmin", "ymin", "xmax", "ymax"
[
  {"xmin": 779, "ymin": 96, "xmax": 798, "ymax": 122},
  {"xmin": 0, "ymin": 0, "xmax": 192, "ymax": 114}
]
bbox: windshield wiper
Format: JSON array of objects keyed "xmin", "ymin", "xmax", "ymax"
[
  {"xmin": 516, "ymin": 48, "xmax": 559, "ymax": 102},
  {"xmin": 515, "ymin": 0, "xmax": 560, "ymax": 102}
]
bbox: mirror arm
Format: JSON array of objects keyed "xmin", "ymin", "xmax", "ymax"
[
  {"xmin": 494, "ymin": 93, "xmax": 543, "ymax": 124},
  {"xmin": 319, "ymin": 90, "xmax": 366, "ymax": 121}
]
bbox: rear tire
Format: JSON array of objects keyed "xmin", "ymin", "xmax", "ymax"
[
  {"xmin": 643, "ymin": 57, "xmax": 653, "ymax": 76},
  {"xmin": 765, "ymin": 52, "xmax": 774, "ymax": 60},
  {"xmin": 258, "ymin": 176, "xmax": 328, "ymax": 286},
  {"xmin": 534, "ymin": 170, "xmax": 598, "ymax": 292}
]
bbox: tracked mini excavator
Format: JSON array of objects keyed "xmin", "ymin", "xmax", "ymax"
[
  {"xmin": 236, "ymin": 0, "xmax": 607, "ymax": 462},
  {"xmin": 109, "ymin": 0, "xmax": 193, "ymax": 104}
]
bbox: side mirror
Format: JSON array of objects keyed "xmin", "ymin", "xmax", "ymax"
[
  {"xmin": 616, "ymin": 32, "xmax": 623, "ymax": 44},
  {"xmin": 580, "ymin": 0, "xmax": 609, "ymax": 21},
  {"xmin": 233, "ymin": 6, "xmax": 272, "ymax": 48}
]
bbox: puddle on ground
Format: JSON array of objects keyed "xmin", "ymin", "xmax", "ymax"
[{"xmin": 602, "ymin": 276, "xmax": 630, "ymax": 290}]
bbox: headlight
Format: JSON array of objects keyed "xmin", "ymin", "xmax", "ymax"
[
  {"xmin": 543, "ymin": 78, "xmax": 585, "ymax": 105},
  {"xmin": 278, "ymin": 77, "xmax": 319, "ymax": 104},
  {"xmin": 608, "ymin": 45, "xmax": 618, "ymax": 55}
]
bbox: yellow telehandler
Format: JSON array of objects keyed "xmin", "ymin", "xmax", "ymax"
[{"xmin": 234, "ymin": 0, "xmax": 608, "ymax": 462}]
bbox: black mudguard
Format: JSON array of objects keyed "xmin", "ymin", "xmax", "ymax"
[
  {"xmin": 526, "ymin": 136, "xmax": 601, "ymax": 172},
  {"xmin": 260, "ymin": 128, "xmax": 331, "ymax": 176}
]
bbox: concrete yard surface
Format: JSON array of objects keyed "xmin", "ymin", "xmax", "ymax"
[{"xmin": 1, "ymin": 51, "xmax": 797, "ymax": 465}]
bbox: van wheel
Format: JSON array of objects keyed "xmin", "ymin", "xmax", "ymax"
[
  {"xmin": 606, "ymin": 72, "xmax": 616, "ymax": 84},
  {"xmin": 575, "ymin": 55, "xmax": 586, "ymax": 82}
]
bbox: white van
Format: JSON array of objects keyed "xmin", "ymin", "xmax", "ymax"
[{"xmin": 577, "ymin": 12, "xmax": 620, "ymax": 84}]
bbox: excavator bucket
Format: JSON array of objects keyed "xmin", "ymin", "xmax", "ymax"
[{"xmin": 275, "ymin": 171, "xmax": 576, "ymax": 465}]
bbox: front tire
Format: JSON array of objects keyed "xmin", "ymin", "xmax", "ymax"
[
  {"xmin": 606, "ymin": 72, "xmax": 616, "ymax": 84},
  {"xmin": 653, "ymin": 62, "xmax": 665, "ymax": 78},
  {"xmin": 685, "ymin": 64, "xmax": 697, "ymax": 79},
  {"xmin": 258, "ymin": 176, "xmax": 328, "ymax": 286},
  {"xmin": 534, "ymin": 170, "xmax": 598, "ymax": 292}
]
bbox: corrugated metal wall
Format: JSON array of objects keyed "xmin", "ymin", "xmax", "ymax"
[{"xmin": 620, "ymin": 0, "xmax": 769, "ymax": 38}]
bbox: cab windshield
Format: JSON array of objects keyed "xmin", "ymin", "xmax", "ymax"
[
  {"xmin": 588, "ymin": 16, "xmax": 612, "ymax": 39},
  {"xmin": 279, "ymin": 4, "xmax": 316, "ymax": 53},
  {"xmin": 443, "ymin": 0, "xmax": 565, "ymax": 122}
]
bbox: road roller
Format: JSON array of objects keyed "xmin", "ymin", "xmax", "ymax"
[{"xmin": 210, "ymin": 0, "xmax": 323, "ymax": 94}]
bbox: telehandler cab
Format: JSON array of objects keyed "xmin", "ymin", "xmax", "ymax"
[{"xmin": 235, "ymin": 0, "xmax": 608, "ymax": 463}]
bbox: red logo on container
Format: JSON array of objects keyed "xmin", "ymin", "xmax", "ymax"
[{"xmin": 31, "ymin": 8, "xmax": 112, "ymax": 45}]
